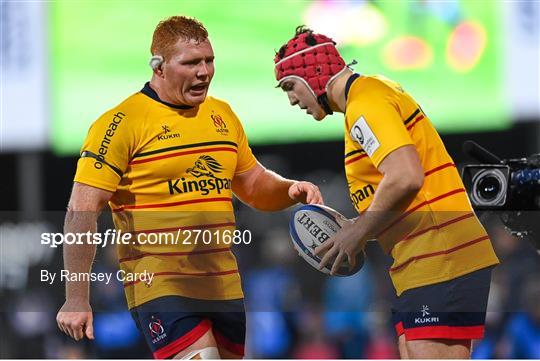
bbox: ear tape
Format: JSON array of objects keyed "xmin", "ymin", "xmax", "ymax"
[{"xmin": 149, "ymin": 55, "xmax": 164, "ymax": 70}]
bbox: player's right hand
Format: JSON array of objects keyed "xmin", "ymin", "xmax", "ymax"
[
  {"xmin": 56, "ymin": 298, "xmax": 94, "ymax": 341},
  {"xmin": 288, "ymin": 181, "xmax": 324, "ymax": 205}
]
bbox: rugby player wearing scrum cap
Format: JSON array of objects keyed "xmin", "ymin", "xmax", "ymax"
[
  {"xmin": 274, "ymin": 26, "xmax": 499, "ymax": 359},
  {"xmin": 56, "ymin": 16, "xmax": 324, "ymax": 359}
]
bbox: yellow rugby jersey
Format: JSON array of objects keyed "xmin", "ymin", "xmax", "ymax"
[
  {"xmin": 74, "ymin": 83, "xmax": 257, "ymax": 308},
  {"xmin": 343, "ymin": 74, "xmax": 499, "ymax": 295}
]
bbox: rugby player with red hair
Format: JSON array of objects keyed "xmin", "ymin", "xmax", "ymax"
[{"xmin": 56, "ymin": 17, "xmax": 323, "ymax": 359}]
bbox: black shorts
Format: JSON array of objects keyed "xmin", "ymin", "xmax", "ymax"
[
  {"xmin": 392, "ymin": 266, "xmax": 493, "ymax": 341},
  {"xmin": 130, "ymin": 296, "xmax": 245, "ymax": 359}
]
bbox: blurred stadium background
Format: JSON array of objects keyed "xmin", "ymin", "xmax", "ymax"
[{"xmin": 1, "ymin": 0, "xmax": 539, "ymax": 358}]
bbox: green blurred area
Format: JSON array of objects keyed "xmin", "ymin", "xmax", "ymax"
[{"xmin": 50, "ymin": 0, "xmax": 510, "ymax": 155}]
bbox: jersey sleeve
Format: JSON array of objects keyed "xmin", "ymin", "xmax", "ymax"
[
  {"xmin": 74, "ymin": 110, "xmax": 134, "ymax": 192},
  {"xmin": 346, "ymin": 85, "xmax": 414, "ymax": 168},
  {"xmin": 226, "ymin": 106, "xmax": 257, "ymax": 175}
]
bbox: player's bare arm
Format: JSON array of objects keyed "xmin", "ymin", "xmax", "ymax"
[
  {"xmin": 56, "ymin": 182, "xmax": 113, "ymax": 341},
  {"xmin": 316, "ymin": 144, "xmax": 424, "ymax": 274},
  {"xmin": 232, "ymin": 161, "xmax": 324, "ymax": 211}
]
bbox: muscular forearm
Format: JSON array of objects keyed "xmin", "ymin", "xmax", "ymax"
[
  {"xmin": 63, "ymin": 210, "xmax": 98, "ymax": 300},
  {"xmin": 346, "ymin": 175, "xmax": 419, "ymax": 242},
  {"xmin": 248, "ymin": 169, "xmax": 297, "ymax": 211},
  {"xmin": 233, "ymin": 162, "xmax": 322, "ymax": 211}
]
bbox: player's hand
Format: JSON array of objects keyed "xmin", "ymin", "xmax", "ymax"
[
  {"xmin": 333, "ymin": 214, "xmax": 355, "ymax": 228},
  {"xmin": 56, "ymin": 298, "xmax": 94, "ymax": 341},
  {"xmin": 288, "ymin": 181, "xmax": 324, "ymax": 205},
  {"xmin": 314, "ymin": 221, "xmax": 365, "ymax": 275}
]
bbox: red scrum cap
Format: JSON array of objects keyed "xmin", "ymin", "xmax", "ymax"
[{"xmin": 274, "ymin": 26, "xmax": 347, "ymax": 113}]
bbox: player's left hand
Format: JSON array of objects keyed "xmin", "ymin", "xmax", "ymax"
[
  {"xmin": 288, "ymin": 181, "xmax": 324, "ymax": 205},
  {"xmin": 314, "ymin": 221, "xmax": 365, "ymax": 275}
]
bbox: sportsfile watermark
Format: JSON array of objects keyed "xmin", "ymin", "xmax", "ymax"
[
  {"xmin": 41, "ymin": 228, "xmax": 252, "ymax": 248},
  {"xmin": 2, "ymin": 210, "xmax": 539, "ymax": 312}
]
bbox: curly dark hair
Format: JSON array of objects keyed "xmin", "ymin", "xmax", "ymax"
[
  {"xmin": 295, "ymin": 25, "xmax": 317, "ymax": 45},
  {"xmin": 294, "ymin": 25, "xmax": 312, "ymax": 37},
  {"xmin": 276, "ymin": 25, "xmax": 317, "ymax": 60}
]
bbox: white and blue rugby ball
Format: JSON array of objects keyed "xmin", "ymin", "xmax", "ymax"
[{"xmin": 289, "ymin": 204, "xmax": 364, "ymax": 276}]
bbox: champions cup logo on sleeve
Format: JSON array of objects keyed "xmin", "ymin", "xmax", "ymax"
[
  {"xmin": 211, "ymin": 112, "xmax": 229, "ymax": 135},
  {"xmin": 350, "ymin": 116, "xmax": 380, "ymax": 156},
  {"xmin": 167, "ymin": 155, "xmax": 232, "ymax": 196},
  {"xmin": 352, "ymin": 125, "xmax": 364, "ymax": 144}
]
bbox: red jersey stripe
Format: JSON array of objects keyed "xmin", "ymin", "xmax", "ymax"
[
  {"xmin": 123, "ymin": 269, "xmax": 239, "ymax": 287},
  {"xmin": 112, "ymin": 197, "xmax": 232, "ymax": 212},
  {"xmin": 406, "ymin": 114, "xmax": 425, "ymax": 131},
  {"xmin": 399, "ymin": 213, "xmax": 475, "ymax": 243},
  {"xmin": 119, "ymin": 247, "xmax": 232, "ymax": 263},
  {"xmin": 345, "ymin": 154, "xmax": 368, "ymax": 165},
  {"xmin": 424, "ymin": 162, "xmax": 455, "ymax": 177},
  {"xmin": 130, "ymin": 147, "xmax": 237, "ymax": 165},
  {"xmin": 389, "ymin": 235, "xmax": 489, "ymax": 272},
  {"xmin": 377, "ymin": 188, "xmax": 466, "ymax": 237},
  {"xmin": 132, "ymin": 222, "xmax": 236, "ymax": 235}
]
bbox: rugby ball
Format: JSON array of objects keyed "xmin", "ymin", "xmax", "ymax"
[{"xmin": 289, "ymin": 204, "xmax": 364, "ymax": 276}]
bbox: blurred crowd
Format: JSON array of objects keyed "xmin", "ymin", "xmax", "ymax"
[{"xmin": 1, "ymin": 160, "xmax": 539, "ymax": 359}]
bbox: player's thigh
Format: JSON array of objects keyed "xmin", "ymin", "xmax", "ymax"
[
  {"xmin": 172, "ymin": 329, "xmax": 218, "ymax": 359},
  {"xmin": 131, "ymin": 296, "xmax": 215, "ymax": 359},
  {"xmin": 394, "ymin": 310, "xmax": 410, "ymax": 359},
  {"xmin": 398, "ymin": 337, "xmax": 471, "ymax": 359},
  {"xmin": 206, "ymin": 299, "xmax": 246, "ymax": 359},
  {"xmin": 405, "ymin": 338, "xmax": 471, "ymax": 359}
]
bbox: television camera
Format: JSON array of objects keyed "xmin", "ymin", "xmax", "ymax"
[{"xmin": 462, "ymin": 141, "xmax": 540, "ymax": 250}]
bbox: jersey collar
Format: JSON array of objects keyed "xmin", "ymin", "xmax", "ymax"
[
  {"xmin": 141, "ymin": 82, "xmax": 194, "ymax": 110},
  {"xmin": 344, "ymin": 73, "xmax": 361, "ymax": 102}
]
